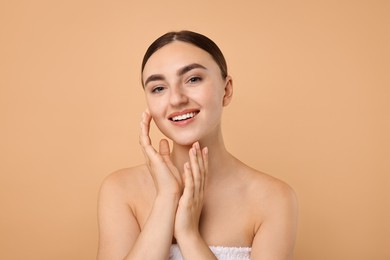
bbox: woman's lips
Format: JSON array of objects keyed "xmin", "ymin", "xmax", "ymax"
[
  {"xmin": 168, "ymin": 109, "xmax": 200, "ymax": 125},
  {"xmin": 168, "ymin": 109, "xmax": 200, "ymax": 122}
]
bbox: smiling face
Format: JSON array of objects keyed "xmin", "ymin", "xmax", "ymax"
[{"xmin": 142, "ymin": 41, "xmax": 233, "ymax": 146}]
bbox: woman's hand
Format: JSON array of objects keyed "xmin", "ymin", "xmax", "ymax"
[
  {"xmin": 139, "ymin": 110, "xmax": 183, "ymax": 197},
  {"xmin": 174, "ymin": 142, "xmax": 208, "ymax": 241}
]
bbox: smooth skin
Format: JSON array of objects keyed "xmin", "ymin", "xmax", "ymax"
[{"xmin": 97, "ymin": 41, "xmax": 298, "ymax": 260}]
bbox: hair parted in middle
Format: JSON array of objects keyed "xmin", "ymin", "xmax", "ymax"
[{"xmin": 141, "ymin": 30, "xmax": 228, "ymax": 87}]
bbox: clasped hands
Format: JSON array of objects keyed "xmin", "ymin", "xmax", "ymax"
[{"xmin": 139, "ymin": 110, "xmax": 208, "ymax": 240}]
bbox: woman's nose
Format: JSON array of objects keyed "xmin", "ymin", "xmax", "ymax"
[{"xmin": 169, "ymin": 87, "xmax": 188, "ymax": 106}]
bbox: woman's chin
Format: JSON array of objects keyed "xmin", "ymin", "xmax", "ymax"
[
  {"xmin": 170, "ymin": 138, "xmax": 198, "ymax": 147},
  {"xmin": 164, "ymin": 133, "xmax": 200, "ymax": 147}
]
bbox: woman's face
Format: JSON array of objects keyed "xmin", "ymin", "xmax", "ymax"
[{"xmin": 142, "ymin": 41, "xmax": 232, "ymax": 146}]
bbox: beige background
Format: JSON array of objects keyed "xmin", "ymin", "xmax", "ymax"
[{"xmin": 1, "ymin": 0, "xmax": 389, "ymax": 259}]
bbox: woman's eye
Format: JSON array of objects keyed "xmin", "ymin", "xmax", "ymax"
[
  {"xmin": 152, "ymin": 86, "xmax": 165, "ymax": 93},
  {"xmin": 187, "ymin": 76, "xmax": 202, "ymax": 84}
]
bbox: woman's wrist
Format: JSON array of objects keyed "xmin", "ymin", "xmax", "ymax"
[
  {"xmin": 176, "ymin": 231, "xmax": 217, "ymax": 259},
  {"xmin": 175, "ymin": 229, "xmax": 202, "ymax": 246},
  {"xmin": 154, "ymin": 192, "xmax": 180, "ymax": 208}
]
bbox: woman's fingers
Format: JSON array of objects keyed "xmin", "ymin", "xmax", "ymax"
[
  {"xmin": 174, "ymin": 143, "xmax": 208, "ymax": 238},
  {"xmin": 194, "ymin": 142, "xmax": 205, "ymax": 175},
  {"xmin": 139, "ymin": 112, "xmax": 151, "ymax": 166},
  {"xmin": 195, "ymin": 142, "xmax": 208, "ymax": 192},
  {"xmin": 139, "ymin": 111, "xmax": 151, "ymax": 145},
  {"xmin": 182, "ymin": 162, "xmax": 194, "ymax": 202},
  {"xmin": 139, "ymin": 110, "xmax": 159, "ymax": 161},
  {"xmin": 188, "ymin": 142, "xmax": 206, "ymax": 201},
  {"xmin": 201, "ymin": 147, "xmax": 208, "ymax": 191},
  {"xmin": 159, "ymin": 139, "xmax": 182, "ymax": 185},
  {"xmin": 159, "ymin": 139, "xmax": 171, "ymax": 163}
]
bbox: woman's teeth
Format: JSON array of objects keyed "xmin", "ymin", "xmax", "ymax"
[{"xmin": 171, "ymin": 112, "xmax": 196, "ymax": 122}]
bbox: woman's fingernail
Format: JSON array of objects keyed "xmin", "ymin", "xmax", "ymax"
[
  {"xmin": 192, "ymin": 147, "xmax": 197, "ymax": 155},
  {"xmin": 204, "ymin": 147, "xmax": 208, "ymax": 155}
]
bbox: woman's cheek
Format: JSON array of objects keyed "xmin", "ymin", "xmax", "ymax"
[{"xmin": 151, "ymin": 115, "xmax": 171, "ymax": 136}]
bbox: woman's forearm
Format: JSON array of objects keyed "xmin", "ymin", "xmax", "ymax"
[
  {"xmin": 124, "ymin": 195, "xmax": 179, "ymax": 260},
  {"xmin": 176, "ymin": 232, "xmax": 217, "ymax": 260}
]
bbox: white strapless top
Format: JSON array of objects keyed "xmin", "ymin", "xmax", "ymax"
[{"xmin": 169, "ymin": 244, "xmax": 251, "ymax": 260}]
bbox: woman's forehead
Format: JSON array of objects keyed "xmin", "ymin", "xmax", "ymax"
[{"xmin": 142, "ymin": 41, "xmax": 217, "ymax": 75}]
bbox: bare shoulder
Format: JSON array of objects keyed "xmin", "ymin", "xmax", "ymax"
[
  {"xmin": 240, "ymin": 164, "xmax": 298, "ymax": 218},
  {"xmin": 97, "ymin": 165, "xmax": 153, "ymax": 259},
  {"xmin": 237, "ymin": 166, "xmax": 298, "ymax": 257},
  {"xmin": 98, "ymin": 164, "xmax": 153, "ymax": 204},
  {"xmin": 100, "ymin": 165, "xmax": 147, "ymax": 188}
]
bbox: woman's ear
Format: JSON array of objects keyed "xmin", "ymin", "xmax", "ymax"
[{"xmin": 222, "ymin": 76, "xmax": 233, "ymax": 107}]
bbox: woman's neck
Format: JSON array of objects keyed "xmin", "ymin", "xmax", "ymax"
[{"xmin": 170, "ymin": 131, "xmax": 235, "ymax": 180}]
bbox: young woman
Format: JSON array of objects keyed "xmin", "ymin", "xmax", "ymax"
[{"xmin": 97, "ymin": 31, "xmax": 298, "ymax": 260}]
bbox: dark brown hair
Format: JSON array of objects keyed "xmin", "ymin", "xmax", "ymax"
[{"xmin": 141, "ymin": 30, "xmax": 228, "ymax": 85}]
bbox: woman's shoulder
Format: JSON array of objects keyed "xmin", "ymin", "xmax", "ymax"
[
  {"xmin": 223, "ymin": 160, "xmax": 298, "ymax": 235},
  {"xmin": 99, "ymin": 164, "xmax": 153, "ymax": 199},
  {"xmin": 238, "ymin": 163, "xmax": 297, "ymax": 212},
  {"xmin": 102, "ymin": 164, "xmax": 149, "ymax": 184}
]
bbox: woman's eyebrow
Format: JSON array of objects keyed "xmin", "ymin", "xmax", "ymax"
[
  {"xmin": 144, "ymin": 63, "xmax": 207, "ymax": 87},
  {"xmin": 144, "ymin": 74, "xmax": 165, "ymax": 86},
  {"xmin": 177, "ymin": 63, "xmax": 207, "ymax": 76}
]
